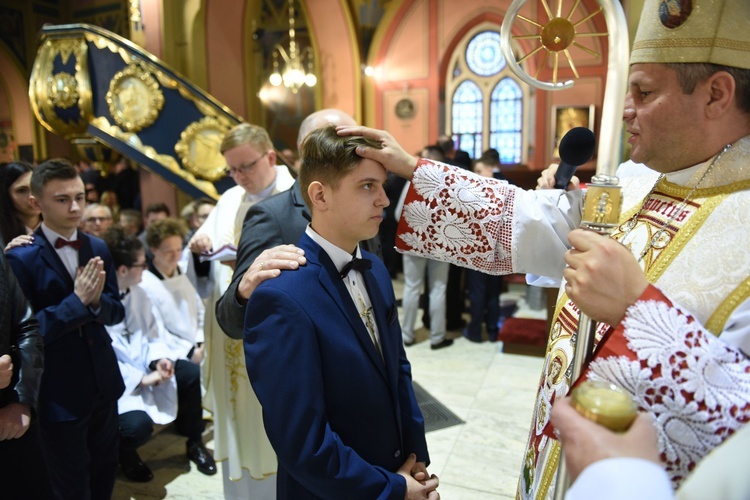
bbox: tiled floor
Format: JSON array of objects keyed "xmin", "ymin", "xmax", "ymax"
[{"xmin": 114, "ymin": 280, "xmax": 548, "ymax": 499}]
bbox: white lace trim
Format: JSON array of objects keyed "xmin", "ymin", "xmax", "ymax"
[
  {"xmin": 399, "ymin": 161, "xmax": 515, "ymax": 273},
  {"xmin": 587, "ymin": 299, "xmax": 750, "ymax": 486}
]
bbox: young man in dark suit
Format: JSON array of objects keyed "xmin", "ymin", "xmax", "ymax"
[
  {"xmin": 215, "ymin": 108, "xmax": 357, "ymax": 339},
  {"xmin": 6, "ymin": 159, "xmax": 125, "ymax": 499},
  {"xmin": 244, "ymin": 127, "xmax": 439, "ymax": 499}
]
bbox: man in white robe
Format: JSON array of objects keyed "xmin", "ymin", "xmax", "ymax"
[{"xmin": 187, "ymin": 123, "xmax": 294, "ymax": 498}]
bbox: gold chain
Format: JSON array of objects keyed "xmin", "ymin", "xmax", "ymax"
[{"xmin": 620, "ymin": 143, "xmax": 733, "ymax": 262}]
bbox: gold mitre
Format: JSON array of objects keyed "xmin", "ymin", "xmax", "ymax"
[{"xmin": 631, "ymin": 0, "xmax": 750, "ymax": 70}]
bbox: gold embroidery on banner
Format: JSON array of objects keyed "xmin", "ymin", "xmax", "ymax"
[
  {"xmin": 175, "ymin": 117, "xmax": 229, "ymax": 182},
  {"xmin": 83, "ymin": 29, "xmax": 239, "ymax": 126},
  {"xmin": 47, "ymin": 72, "xmax": 79, "ymax": 109},
  {"xmin": 90, "ymin": 116, "xmax": 219, "ymax": 199},
  {"xmin": 707, "ymin": 275, "xmax": 750, "ymax": 335},
  {"xmin": 29, "ymin": 36, "xmax": 92, "ymax": 137},
  {"xmin": 106, "ymin": 62, "xmax": 164, "ymax": 132}
]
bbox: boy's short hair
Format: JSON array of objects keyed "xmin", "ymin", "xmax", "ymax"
[
  {"xmin": 119, "ymin": 209, "xmax": 141, "ymax": 223},
  {"xmin": 298, "ymin": 126, "xmax": 383, "ymax": 209},
  {"xmin": 422, "ymin": 145, "xmax": 445, "ymax": 162},
  {"xmin": 30, "ymin": 158, "xmax": 79, "ymax": 196},
  {"xmin": 220, "ymin": 123, "xmax": 273, "ymax": 154},
  {"xmin": 146, "ymin": 217, "xmax": 187, "ymax": 249},
  {"xmin": 145, "ymin": 202, "xmax": 170, "ymax": 217},
  {"xmin": 102, "ymin": 226, "xmax": 143, "ymax": 268}
]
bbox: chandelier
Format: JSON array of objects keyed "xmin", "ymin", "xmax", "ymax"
[{"xmin": 269, "ymin": 0, "xmax": 317, "ymax": 94}]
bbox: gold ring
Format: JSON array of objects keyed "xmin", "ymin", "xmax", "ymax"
[{"xmin": 259, "ymin": 262, "xmax": 265, "ymax": 271}]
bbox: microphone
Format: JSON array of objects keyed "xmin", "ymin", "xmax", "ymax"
[{"xmin": 554, "ymin": 127, "xmax": 596, "ymax": 189}]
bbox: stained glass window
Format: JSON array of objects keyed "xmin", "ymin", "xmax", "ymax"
[
  {"xmin": 466, "ymin": 31, "xmax": 506, "ymax": 77},
  {"xmin": 489, "ymin": 78, "xmax": 523, "ymax": 164},
  {"xmin": 448, "ymin": 27, "xmax": 528, "ymax": 164},
  {"xmin": 452, "ymin": 80, "xmax": 483, "ymax": 159}
]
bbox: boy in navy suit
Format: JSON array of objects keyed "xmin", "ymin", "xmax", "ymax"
[
  {"xmin": 7, "ymin": 159, "xmax": 125, "ymax": 499},
  {"xmin": 244, "ymin": 127, "xmax": 440, "ymax": 499}
]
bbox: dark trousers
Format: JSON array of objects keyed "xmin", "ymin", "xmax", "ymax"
[
  {"xmin": 41, "ymin": 394, "xmax": 119, "ymax": 500},
  {"xmin": 119, "ymin": 359, "xmax": 204, "ymax": 451},
  {"xmin": 466, "ymin": 269, "xmax": 502, "ymax": 340},
  {"xmin": 0, "ymin": 418, "xmax": 54, "ymax": 499}
]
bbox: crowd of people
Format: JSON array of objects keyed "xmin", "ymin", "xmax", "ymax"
[{"xmin": 1, "ymin": 0, "xmax": 748, "ymax": 499}]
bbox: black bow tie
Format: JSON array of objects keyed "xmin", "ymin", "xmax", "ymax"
[
  {"xmin": 340, "ymin": 257, "xmax": 372, "ymax": 278},
  {"xmin": 55, "ymin": 237, "xmax": 82, "ymax": 250}
]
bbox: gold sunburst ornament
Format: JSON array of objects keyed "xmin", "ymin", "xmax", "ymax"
[
  {"xmin": 507, "ymin": 0, "xmax": 607, "ymax": 85},
  {"xmin": 106, "ymin": 62, "xmax": 164, "ymax": 132}
]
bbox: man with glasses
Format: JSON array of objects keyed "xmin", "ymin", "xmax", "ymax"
[
  {"xmin": 81, "ymin": 203, "xmax": 114, "ymax": 238},
  {"xmin": 186, "ymin": 123, "xmax": 294, "ymax": 498}
]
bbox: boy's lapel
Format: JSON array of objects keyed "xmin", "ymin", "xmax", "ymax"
[
  {"xmin": 361, "ymin": 267, "xmax": 400, "ymax": 390},
  {"xmin": 302, "ymin": 235, "xmax": 388, "ymax": 382},
  {"xmin": 35, "ymin": 228, "xmax": 75, "ymax": 288}
]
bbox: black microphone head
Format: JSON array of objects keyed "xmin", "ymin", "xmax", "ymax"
[{"xmin": 559, "ymin": 127, "xmax": 596, "ymax": 166}]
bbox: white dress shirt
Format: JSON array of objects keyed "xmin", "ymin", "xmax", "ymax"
[{"xmin": 305, "ymin": 226, "xmax": 382, "ymax": 357}]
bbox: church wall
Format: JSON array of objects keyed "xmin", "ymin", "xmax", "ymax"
[
  {"xmin": 364, "ymin": 0, "xmax": 612, "ymax": 170},
  {"xmin": 303, "ymin": 0, "xmax": 360, "ymax": 120}
]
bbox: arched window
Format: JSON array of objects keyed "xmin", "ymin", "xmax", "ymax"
[
  {"xmin": 446, "ymin": 25, "xmax": 530, "ymax": 165},
  {"xmin": 452, "ymin": 81, "xmax": 483, "ymax": 159},
  {"xmin": 490, "ymin": 78, "xmax": 523, "ymax": 164}
]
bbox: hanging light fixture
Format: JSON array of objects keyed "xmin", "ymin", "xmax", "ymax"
[{"xmin": 269, "ymin": 0, "xmax": 317, "ymax": 94}]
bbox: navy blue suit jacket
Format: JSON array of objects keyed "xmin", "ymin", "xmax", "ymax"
[
  {"xmin": 244, "ymin": 233, "xmax": 429, "ymax": 499},
  {"xmin": 7, "ymin": 228, "xmax": 125, "ymax": 422}
]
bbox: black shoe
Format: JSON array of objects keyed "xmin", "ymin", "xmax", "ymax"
[
  {"xmin": 430, "ymin": 338, "xmax": 454, "ymax": 350},
  {"xmin": 119, "ymin": 448, "xmax": 153, "ymax": 482},
  {"xmin": 462, "ymin": 329, "xmax": 484, "ymax": 343},
  {"xmin": 404, "ymin": 339, "xmax": 416, "ymax": 347},
  {"xmin": 187, "ymin": 439, "xmax": 217, "ymax": 475}
]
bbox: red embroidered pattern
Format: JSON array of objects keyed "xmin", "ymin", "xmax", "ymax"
[
  {"xmin": 396, "ymin": 159, "xmax": 516, "ymax": 274},
  {"xmin": 583, "ymin": 285, "xmax": 750, "ymax": 486}
]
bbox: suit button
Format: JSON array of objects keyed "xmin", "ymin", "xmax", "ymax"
[{"xmin": 394, "ymin": 450, "xmax": 400, "ymax": 458}]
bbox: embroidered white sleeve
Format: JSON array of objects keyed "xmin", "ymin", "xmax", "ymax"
[
  {"xmin": 587, "ymin": 299, "xmax": 750, "ymax": 486},
  {"xmin": 400, "ymin": 162, "xmax": 514, "ymax": 274}
]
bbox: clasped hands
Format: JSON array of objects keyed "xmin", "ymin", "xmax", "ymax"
[
  {"xmin": 0, "ymin": 353, "xmax": 30, "ymax": 441},
  {"xmin": 141, "ymin": 358, "xmax": 174, "ymax": 387},
  {"xmin": 398, "ymin": 454, "xmax": 440, "ymax": 500},
  {"xmin": 74, "ymin": 257, "xmax": 106, "ymax": 308}
]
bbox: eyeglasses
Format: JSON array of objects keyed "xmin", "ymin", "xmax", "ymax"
[
  {"xmin": 226, "ymin": 152, "xmax": 267, "ymax": 176},
  {"xmin": 130, "ymin": 262, "xmax": 148, "ymax": 269},
  {"xmin": 84, "ymin": 216, "xmax": 112, "ymax": 224}
]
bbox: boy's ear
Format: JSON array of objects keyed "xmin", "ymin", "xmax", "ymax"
[
  {"xmin": 29, "ymin": 195, "xmax": 41, "ymax": 211},
  {"xmin": 307, "ymin": 181, "xmax": 327, "ymax": 211}
]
